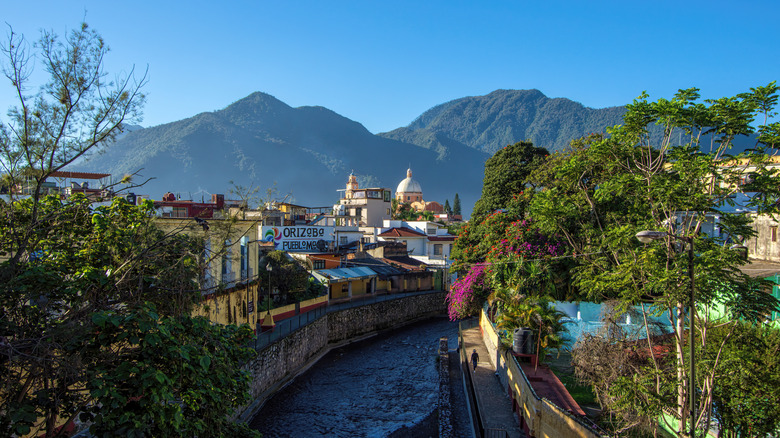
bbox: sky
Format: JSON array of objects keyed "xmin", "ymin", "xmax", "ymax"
[{"xmin": 2, "ymin": 1, "xmax": 779, "ymax": 134}]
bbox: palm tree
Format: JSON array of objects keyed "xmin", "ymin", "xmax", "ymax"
[{"xmin": 531, "ymin": 299, "xmax": 568, "ymax": 368}]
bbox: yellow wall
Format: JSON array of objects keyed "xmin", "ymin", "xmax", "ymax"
[
  {"xmin": 328, "ymin": 279, "xmax": 375, "ymax": 299},
  {"xmin": 193, "ymin": 283, "xmax": 259, "ymax": 328},
  {"xmin": 154, "ymin": 216, "xmax": 261, "ymax": 289}
]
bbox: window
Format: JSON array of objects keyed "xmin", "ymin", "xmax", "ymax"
[
  {"xmin": 240, "ymin": 236, "xmax": 248, "ymax": 280},
  {"xmin": 203, "ymin": 238, "xmax": 212, "ymax": 286},
  {"xmin": 221, "ymin": 239, "xmax": 232, "ymax": 282},
  {"xmin": 313, "ymin": 259, "xmax": 326, "ymax": 269},
  {"xmin": 427, "ymin": 226, "xmax": 437, "ymax": 235},
  {"xmin": 342, "ymin": 283, "xmax": 349, "ymax": 293},
  {"xmin": 434, "ymin": 244, "xmax": 442, "ymax": 255},
  {"xmin": 386, "ymin": 208, "xmax": 391, "ymax": 215},
  {"xmin": 356, "ymin": 207, "xmax": 362, "ymax": 218},
  {"xmin": 340, "ymin": 236, "xmax": 348, "ymax": 245},
  {"xmin": 406, "ymin": 196, "xmax": 410, "ymax": 201},
  {"xmin": 772, "ymin": 226, "xmax": 777, "ymax": 242}
]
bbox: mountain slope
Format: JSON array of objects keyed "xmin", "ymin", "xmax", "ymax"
[
  {"xmin": 379, "ymin": 89, "xmax": 627, "ymax": 154},
  {"xmin": 77, "ymin": 93, "xmax": 489, "ymax": 216}
]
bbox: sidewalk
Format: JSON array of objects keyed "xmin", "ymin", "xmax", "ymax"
[{"xmin": 461, "ymin": 325, "xmax": 525, "ymax": 438}]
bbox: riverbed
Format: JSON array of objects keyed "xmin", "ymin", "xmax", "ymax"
[{"xmin": 249, "ymin": 317, "xmax": 469, "ymax": 437}]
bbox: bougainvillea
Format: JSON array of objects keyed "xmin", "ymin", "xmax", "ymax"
[
  {"xmin": 486, "ymin": 219, "xmax": 565, "ymax": 261},
  {"xmin": 445, "ymin": 263, "xmax": 489, "ymax": 320}
]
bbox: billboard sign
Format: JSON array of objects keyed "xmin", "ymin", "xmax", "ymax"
[{"xmin": 261, "ymin": 226, "xmax": 334, "ymax": 252}]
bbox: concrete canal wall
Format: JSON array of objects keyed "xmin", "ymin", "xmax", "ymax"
[{"xmin": 239, "ymin": 291, "xmax": 447, "ymax": 421}]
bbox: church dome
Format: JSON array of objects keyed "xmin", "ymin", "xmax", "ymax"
[{"xmin": 396, "ymin": 168, "xmax": 422, "ymax": 194}]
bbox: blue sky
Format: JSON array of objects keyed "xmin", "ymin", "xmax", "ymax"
[{"xmin": 3, "ymin": 1, "xmax": 779, "ymax": 134}]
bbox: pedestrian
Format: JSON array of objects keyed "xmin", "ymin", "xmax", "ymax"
[{"xmin": 471, "ymin": 349, "xmax": 479, "ymax": 373}]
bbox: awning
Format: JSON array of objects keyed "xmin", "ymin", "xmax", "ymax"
[{"xmin": 313, "ymin": 267, "xmax": 377, "ymax": 282}]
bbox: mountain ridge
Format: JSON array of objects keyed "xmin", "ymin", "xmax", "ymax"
[{"xmin": 379, "ymin": 89, "xmax": 627, "ymax": 155}]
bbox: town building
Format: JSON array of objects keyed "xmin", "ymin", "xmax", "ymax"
[
  {"xmin": 335, "ymin": 173, "xmax": 392, "ymax": 228},
  {"xmin": 395, "ymin": 168, "xmax": 424, "ymax": 208},
  {"xmin": 393, "ymin": 168, "xmax": 457, "ymax": 218},
  {"xmin": 376, "ymin": 220, "xmax": 455, "ymax": 267}
]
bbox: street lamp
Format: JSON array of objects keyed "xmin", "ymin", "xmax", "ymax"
[
  {"xmin": 261, "ymin": 263, "xmax": 275, "ymax": 331},
  {"xmin": 636, "ymin": 230, "xmax": 696, "ymax": 438}
]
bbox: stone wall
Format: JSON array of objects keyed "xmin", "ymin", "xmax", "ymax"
[
  {"xmin": 240, "ymin": 291, "xmax": 447, "ymax": 420},
  {"xmin": 327, "ymin": 291, "xmax": 446, "ymax": 344},
  {"xmin": 438, "ymin": 337, "xmax": 453, "ymax": 438}
]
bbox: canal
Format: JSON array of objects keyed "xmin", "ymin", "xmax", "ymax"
[{"xmin": 249, "ymin": 316, "xmax": 471, "ymax": 437}]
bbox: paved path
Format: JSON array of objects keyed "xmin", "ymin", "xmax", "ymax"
[{"xmin": 461, "ymin": 325, "xmax": 525, "ymax": 438}]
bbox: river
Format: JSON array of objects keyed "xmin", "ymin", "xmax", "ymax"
[{"xmin": 249, "ymin": 317, "xmax": 470, "ymax": 437}]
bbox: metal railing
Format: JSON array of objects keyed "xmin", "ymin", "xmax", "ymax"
[
  {"xmin": 459, "ymin": 319, "xmax": 486, "ymax": 438},
  {"xmin": 253, "ymin": 289, "xmax": 444, "ymax": 351}
]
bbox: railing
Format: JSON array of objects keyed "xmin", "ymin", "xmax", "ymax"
[
  {"xmin": 254, "ymin": 305, "xmax": 326, "ymax": 350},
  {"xmin": 459, "ymin": 319, "xmax": 485, "ymax": 438},
  {"xmin": 253, "ymin": 289, "xmax": 444, "ymax": 351}
]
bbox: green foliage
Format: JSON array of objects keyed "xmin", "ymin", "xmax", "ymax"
[
  {"xmin": 381, "ymin": 89, "xmax": 629, "ymax": 155},
  {"xmin": 705, "ymin": 323, "xmax": 780, "ymax": 438},
  {"xmin": 0, "ymin": 195, "xmax": 259, "ymax": 436},
  {"xmin": 528, "ymin": 84, "xmax": 780, "ymax": 436},
  {"xmin": 496, "ymin": 297, "xmax": 568, "ymax": 360},
  {"xmin": 82, "ymin": 304, "xmax": 259, "ymax": 437},
  {"xmin": 0, "ymin": 23, "xmax": 259, "ymax": 436},
  {"xmin": 0, "ymin": 21, "xmax": 145, "ymax": 204},
  {"xmin": 262, "ymin": 250, "xmax": 310, "ymax": 301},
  {"xmin": 453, "ymin": 193, "xmax": 461, "ymax": 216},
  {"xmin": 471, "ymin": 141, "xmax": 549, "ymax": 221}
]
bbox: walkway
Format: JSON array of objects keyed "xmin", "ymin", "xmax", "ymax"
[{"xmin": 461, "ymin": 324, "xmax": 525, "ymax": 438}]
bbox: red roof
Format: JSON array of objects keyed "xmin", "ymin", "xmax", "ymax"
[
  {"xmin": 378, "ymin": 227, "xmax": 426, "ymax": 238},
  {"xmin": 519, "ymin": 363, "xmax": 586, "ymax": 416},
  {"xmin": 380, "ymin": 256, "xmax": 428, "ymax": 271},
  {"xmin": 428, "ymin": 235, "xmax": 456, "ymax": 241},
  {"xmin": 50, "ymin": 171, "xmax": 111, "ymax": 179}
]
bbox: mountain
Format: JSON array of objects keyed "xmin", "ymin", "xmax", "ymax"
[
  {"xmin": 379, "ymin": 89, "xmax": 627, "ymax": 154},
  {"xmin": 76, "ymin": 92, "xmax": 490, "ymax": 217},
  {"xmin": 80, "ymin": 89, "xmax": 756, "ymax": 220}
]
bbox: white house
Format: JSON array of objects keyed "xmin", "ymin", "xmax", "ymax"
[{"xmin": 377, "ymin": 220, "xmax": 455, "ymax": 266}]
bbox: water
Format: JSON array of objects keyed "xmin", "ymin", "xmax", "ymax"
[{"xmin": 250, "ymin": 317, "xmax": 462, "ymax": 438}]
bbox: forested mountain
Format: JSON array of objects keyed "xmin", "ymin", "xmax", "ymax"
[
  {"xmin": 76, "ymin": 92, "xmax": 489, "ymax": 215},
  {"xmin": 79, "ymin": 89, "xmax": 755, "ymax": 219},
  {"xmin": 379, "ymin": 89, "xmax": 627, "ymax": 154}
]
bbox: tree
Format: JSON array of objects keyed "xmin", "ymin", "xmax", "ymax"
[
  {"xmin": 527, "ymin": 85, "xmax": 780, "ymax": 437},
  {"xmin": 0, "ymin": 23, "xmax": 259, "ymax": 437},
  {"xmin": 444, "ymin": 199, "xmax": 452, "ymax": 215},
  {"xmin": 1, "ymin": 22, "xmax": 146, "ymax": 279},
  {"xmin": 261, "ymin": 250, "xmax": 309, "ymax": 303},
  {"xmin": 707, "ymin": 322, "xmax": 780, "ymax": 438},
  {"xmin": 452, "ymin": 193, "xmax": 461, "ymax": 216},
  {"xmin": 471, "ymin": 141, "xmax": 548, "ymax": 221}
]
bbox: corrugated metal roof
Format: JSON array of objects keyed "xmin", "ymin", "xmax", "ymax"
[{"xmin": 314, "ymin": 266, "xmax": 377, "ymax": 281}]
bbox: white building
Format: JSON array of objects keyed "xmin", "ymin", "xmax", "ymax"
[
  {"xmin": 376, "ymin": 220, "xmax": 455, "ymax": 266},
  {"xmin": 335, "ymin": 173, "xmax": 392, "ymax": 228}
]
